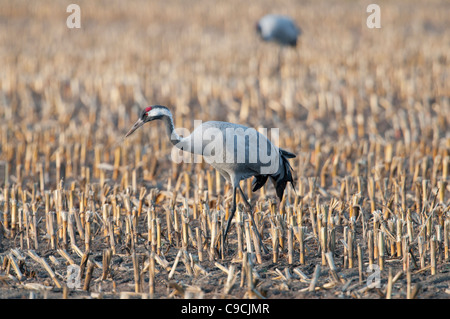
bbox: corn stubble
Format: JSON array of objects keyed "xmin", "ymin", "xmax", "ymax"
[{"xmin": 0, "ymin": 0, "xmax": 449, "ymax": 299}]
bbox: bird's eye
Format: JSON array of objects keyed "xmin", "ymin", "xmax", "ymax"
[
  {"xmin": 139, "ymin": 110, "xmax": 148, "ymax": 120},
  {"xmin": 141, "ymin": 106, "xmax": 153, "ymax": 120}
]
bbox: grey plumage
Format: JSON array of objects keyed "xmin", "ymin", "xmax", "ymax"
[
  {"xmin": 126, "ymin": 105, "xmax": 296, "ymax": 250},
  {"xmin": 256, "ymin": 14, "xmax": 301, "ymax": 47}
]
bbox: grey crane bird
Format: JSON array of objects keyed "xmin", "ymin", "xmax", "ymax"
[
  {"xmin": 256, "ymin": 14, "xmax": 301, "ymax": 47},
  {"xmin": 125, "ymin": 105, "xmax": 296, "ymax": 252}
]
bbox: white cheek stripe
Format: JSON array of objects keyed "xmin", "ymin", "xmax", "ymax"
[{"xmin": 148, "ymin": 108, "xmax": 170, "ymax": 118}]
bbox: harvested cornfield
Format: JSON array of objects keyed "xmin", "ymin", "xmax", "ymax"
[{"xmin": 0, "ymin": 0, "xmax": 449, "ymax": 300}]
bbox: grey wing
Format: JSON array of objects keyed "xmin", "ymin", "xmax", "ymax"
[
  {"xmin": 178, "ymin": 121, "xmax": 281, "ymax": 182},
  {"xmin": 226, "ymin": 126, "xmax": 281, "ymax": 177},
  {"xmin": 273, "ymin": 17, "xmax": 300, "ymax": 43}
]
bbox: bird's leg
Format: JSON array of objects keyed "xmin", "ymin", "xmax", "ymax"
[
  {"xmin": 295, "ymin": 47, "xmax": 301, "ymax": 66},
  {"xmin": 276, "ymin": 46, "xmax": 284, "ymax": 93},
  {"xmin": 238, "ymin": 186, "xmax": 269, "ymax": 254},
  {"xmin": 277, "ymin": 46, "xmax": 282, "ymax": 74},
  {"xmin": 272, "ymin": 46, "xmax": 280, "ymax": 77},
  {"xmin": 237, "ymin": 186, "xmax": 252, "ymax": 210},
  {"xmin": 223, "ymin": 186, "xmax": 237, "ymax": 246}
]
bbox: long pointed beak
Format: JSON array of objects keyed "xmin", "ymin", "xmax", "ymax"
[{"xmin": 125, "ymin": 118, "xmax": 145, "ymax": 137}]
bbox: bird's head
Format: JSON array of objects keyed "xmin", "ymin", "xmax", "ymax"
[
  {"xmin": 255, "ymin": 22, "xmax": 262, "ymax": 36},
  {"xmin": 125, "ymin": 105, "xmax": 169, "ymax": 137}
]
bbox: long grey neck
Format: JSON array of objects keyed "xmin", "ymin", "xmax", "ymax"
[{"xmin": 161, "ymin": 114, "xmax": 183, "ymax": 147}]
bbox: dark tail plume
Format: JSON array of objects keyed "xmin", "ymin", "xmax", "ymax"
[{"xmin": 252, "ymin": 148, "xmax": 296, "ymax": 201}]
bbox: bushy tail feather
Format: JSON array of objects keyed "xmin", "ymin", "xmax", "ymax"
[
  {"xmin": 280, "ymin": 148, "xmax": 296, "ymax": 159},
  {"xmin": 252, "ymin": 175, "xmax": 269, "ymax": 192},
  {"xmin": 252, "ymin": 148, "xmax": 296, "ymax": 201},
  {"xmin": 271, "ymin": 150, "xmax": 296, "ymax": 200}
]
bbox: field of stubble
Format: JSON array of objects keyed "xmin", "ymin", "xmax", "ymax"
[{"xmin": 0, "ymin": 0, "xmax": 449, "ymax": 299}]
